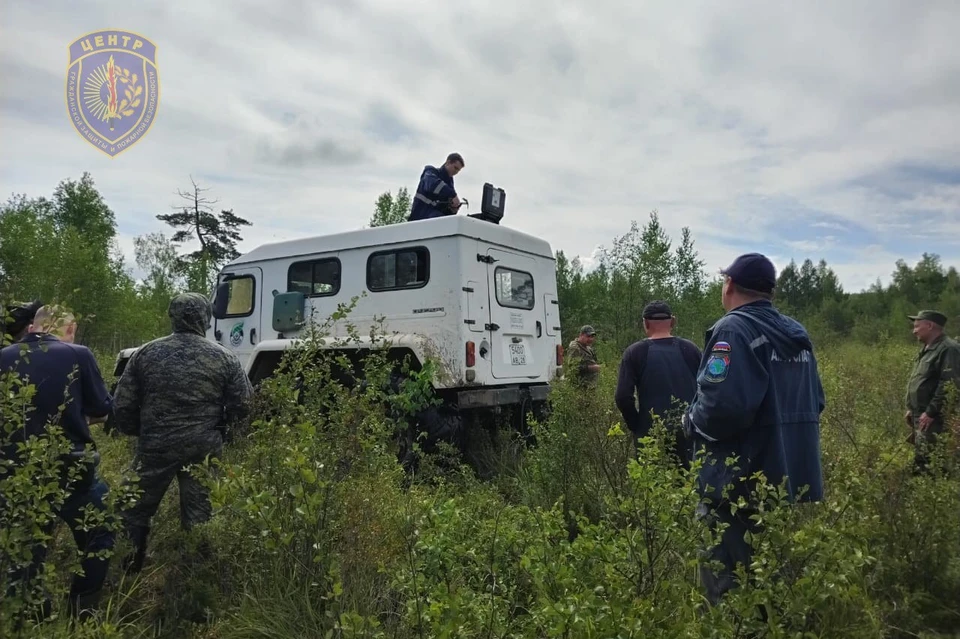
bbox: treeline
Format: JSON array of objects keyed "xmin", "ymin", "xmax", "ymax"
[
  {"xmin": 3, "ymin": 177, "xmax": 958, "ymax": 357},
  {"xmin": 554, "ymin": 211, "xmax": 960, "ymax": 351},
  {"xmin": 0, "ymin": 173, "xmax": 250, "ymax": 354}
]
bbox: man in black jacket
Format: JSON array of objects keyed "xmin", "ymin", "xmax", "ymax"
[{"xmin": 615, "ymin": 301, "xmax": 701, "ymax": 467}]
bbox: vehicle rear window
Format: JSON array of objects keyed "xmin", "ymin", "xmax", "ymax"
[{"xmin": 494, "ymin": 267, "xmax": 534, "ymax": 309}]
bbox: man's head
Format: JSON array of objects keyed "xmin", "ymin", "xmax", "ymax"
[
  {"xmin": 908, "ymin": 310, "xmax": 947, "ymax": 345},
  {"xmin": 642, "ymin": 300, "xmax": 676, "ymax": 337},
  {"xmin": 30, "ymin": 305, "xmax": 77, "ymax": 342},
  {"xmin": 3, "ymin": 299, "xmax": 43, "ymax": 343},
  {"xmin": 719, "ymin": 253, "xmax": 777, "ymax": 311},
  {"xmin": 169, "ymin": 292, "xmax": 213, "ymax": 336},
  {"xmin": 443, "ymin": 152, "xmax": 464, "ymax": 177},
  {"xmin": 578, "ymin": 325, "xmax": 597, "ymax": 345}
]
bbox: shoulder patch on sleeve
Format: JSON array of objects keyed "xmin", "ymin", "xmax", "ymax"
[
  {"xmin": 704, "ymin": 352, "xmax": 730, "ymax": 383},
  {"xmin": 712, "ymin": 341, "xmax": 731, "ymax": 353}
]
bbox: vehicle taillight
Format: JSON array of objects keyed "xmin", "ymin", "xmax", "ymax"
[
  {"xmin": 556, "ymin": 344, "xmax": 563, "ymax": 366},
  {"xmin": 466, "ymin": 341, "xmax": 476, "ymax": 367}
]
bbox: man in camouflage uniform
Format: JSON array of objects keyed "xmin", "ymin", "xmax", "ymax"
[
  {"xmin": 567, "ymin": 325, "xmax": 601, "ymax": 386},
  {"xmin": 112, "ymin": 293, "xmax": 253, "ymax": 571},
  {"xmin": 904, "ymin": 309, "xmax": 960, "ymax": 474}
]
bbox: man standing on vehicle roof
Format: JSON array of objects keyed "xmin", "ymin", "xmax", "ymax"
[
  {"xmin": 681, "ymin": 252, "xmax": 825, "ymax": 606},
  {"xmin": 903, "ymin": 309, "xmax": 960, "ymax": 474},
  {"xmin": 408, "ymin": 153, "xmax": 465, "ymax": 221}
]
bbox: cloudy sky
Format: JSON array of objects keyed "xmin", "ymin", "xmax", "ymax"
[{"xmin": 2, "ymin": 1, "xmax": 959, "ymax": 293}]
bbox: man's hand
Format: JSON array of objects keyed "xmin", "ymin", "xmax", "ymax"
[
  {"xmin": 918, "ymin": 412, "xmax": 934, "ymax": 431},
  {"xmin": 451, "ymin": 196, "xmax": 461, "ymax": 210}
]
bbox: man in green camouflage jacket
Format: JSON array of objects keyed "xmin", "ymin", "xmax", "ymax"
[
  {"xmin": 567, "ymin": 325, "xmax": 601, "ymax": 386},
  {"xmin": 112, "ymin": 292, "xmax": 253, "ymax": 571},
  {"xmin": 904, "ymin": 309, "xmax": 960, "ymax": 473}
]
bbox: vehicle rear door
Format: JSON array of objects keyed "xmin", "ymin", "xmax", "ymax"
[{"xmin": 484, "ymin": 247, "xmax": 542, "ymax": 380}]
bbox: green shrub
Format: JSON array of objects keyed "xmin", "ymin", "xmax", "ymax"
[{"xmin": 3, "ymin": 307, "xmax": 959, "ymax": 637}]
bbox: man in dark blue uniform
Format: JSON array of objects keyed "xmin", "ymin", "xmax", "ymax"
[
  {"xmin": 615, "ymin": 301, "xmax": 701, "ymax": 467},
  {"xmin": 682, "ymin": 253, "xmax": 825, "ymax": 605},
  {"xmin": 1, "ymin": 305, "xmax": 116, "ymax": 621},
  {"xmin": 408, "ymin": 153, "xmax": 465, "ymax": 221}
]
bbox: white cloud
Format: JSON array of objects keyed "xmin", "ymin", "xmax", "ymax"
[{"xmin": 1, "ymin": 0, "xmax": 959, "ymax": 294}]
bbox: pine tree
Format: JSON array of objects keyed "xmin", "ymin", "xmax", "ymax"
[{"xmin": 156, "ymin": 177, "xmax": 252, "ymax": 293}]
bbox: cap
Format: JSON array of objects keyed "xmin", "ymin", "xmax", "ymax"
[
  {"xmin": 642, "ymin": 300, "xmax": 673, "ymax": 320},
  {"xmin": 720, "ymin": 253, "xmax": 777, "ymax": 293},
  {"xmin": 907, "ymin": 310, "xmax": 948, "ymax": 327},
  {"xmin": 3, "ymin": 299, "xmax": 43, "ymax": 337},
  {"xmin": 579, "ymin": 325, "xmax": 597, "ymax": 336}
]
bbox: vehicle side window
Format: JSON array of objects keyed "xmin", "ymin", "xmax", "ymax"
[
  {"xmin": 224, "ymin": 275, "xmax": 255, "ymax": 317},
  {"xmin": 495, "ymin": 267, "xmax": 534, "ymax": 309},
  {"xmin": 288, "ymin": 258, "xmax": 341, "ymax": 297},
  {"xmin": 367, "ymin": 247, "xmax": 429, "ymax": 291}
]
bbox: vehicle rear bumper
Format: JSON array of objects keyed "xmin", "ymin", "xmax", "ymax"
[{"xmin": 455, "ymin": 384, "xmax": 551, "ymax": 410}]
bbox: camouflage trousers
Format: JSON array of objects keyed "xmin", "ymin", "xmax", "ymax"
[{"xmin": 121, "ymin": 437, "xmax": 222, "ymax": 531}]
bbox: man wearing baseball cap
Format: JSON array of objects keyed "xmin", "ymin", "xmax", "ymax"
[
  {"xmin": 904, "ymin": 309, "xmax": 960, "ymax": 474},
  {"xmin": 566, "ymin": 325, "xmax": 601, "ymax": 386},
  {"xmin": 681, "ymin": 252, "xmax": 825, "ymax": 605},
  {"xmin": 615, "ymin": 300, "xmax": 701, "ymax": 467}
]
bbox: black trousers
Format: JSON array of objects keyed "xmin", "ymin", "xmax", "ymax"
[{"xmin": 696, "ymin": 501, "xmax": 761, "ymax": 606}]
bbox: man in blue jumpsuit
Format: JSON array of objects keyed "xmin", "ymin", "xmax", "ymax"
[
  {"xmin": 408, "ymin": 153, "xmax": 465, "ymax": 221},
  {"xmin": 1, "ymin": 304, "xmax": 115, "ymax": 621},
  {"xmin": 682, "ymin": 253, "xmax": 825, "ymax": 605}
]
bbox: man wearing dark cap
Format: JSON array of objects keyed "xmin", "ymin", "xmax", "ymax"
[
  {"xmin": 681, "ymin": 252, "xmax": 826, "ymax": 606},
  {"xmin": 566, "ymin": 325, "xmax": 601, "ymax": 386},
  {"xmin": 2, "ymin": 299, "xmax": 43, "ymax": 344},
  {"xmin": 904, "ymin": 309, "xmax": 960, "ymax": 473},
  {"xmin": 615, "ymin": 301, "xmax": 701, "ymax": 466}
]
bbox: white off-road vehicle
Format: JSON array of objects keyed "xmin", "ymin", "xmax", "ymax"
[{"xmin": 114, "ymin": 185, "xmax": 564, "ymax": 450}]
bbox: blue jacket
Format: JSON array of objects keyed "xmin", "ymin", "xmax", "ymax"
[
  {"xmin": 685, "ymin": 300, "xmax": 825, "ymax": 506},
  {"xmin": 0, "ymin": 333, "xmax": 113, "ymax": 461},
  {"xmin": 409, "ymin": 165, "xmax": 457, "ymax": 221}
]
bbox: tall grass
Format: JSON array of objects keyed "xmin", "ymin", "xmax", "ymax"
[{"xmin": 3, "ymin": 323, "xmax": 959, "ymax": 638}]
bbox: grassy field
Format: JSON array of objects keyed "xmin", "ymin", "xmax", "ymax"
[{"xmin": 6, "ymin": 336, "xmax": 960, "ymax": 638}]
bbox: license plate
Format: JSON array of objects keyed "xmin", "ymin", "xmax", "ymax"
[{"xmin": 509, "ymin": 343, "xmax": 526, "ymax": 366}]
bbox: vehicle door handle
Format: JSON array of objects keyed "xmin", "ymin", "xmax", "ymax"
[
  {"xmin": 250, "ymin": 328, "xmax": 257, "ymax": 345},
  {"xmin": 536, "ymin": 321, "xmax": 542, "ymax": 338}
]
